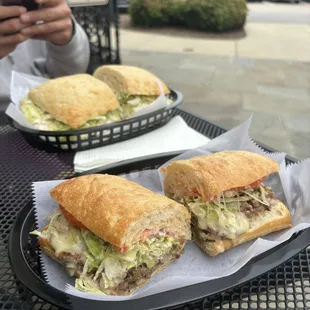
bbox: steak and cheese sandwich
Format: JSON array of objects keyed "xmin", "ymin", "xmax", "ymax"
[
  {"xmin": 32, "ymin": 174, "xmax": 191, "ymax": 295},
  {"xmin": 162, "ymin": 151, "xmax": 292, "ymax": 257},
  {"xmin": 20, "ymin": 74, "xmax": 120, "ymax": 131},
  {"xmin": 93, "ymin": 65, "xmax": 173, "ymax": 119}
]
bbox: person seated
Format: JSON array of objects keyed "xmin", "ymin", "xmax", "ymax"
[{"xmin": 0, "ymin": 0, "xmax": 90, "ymax": 108}]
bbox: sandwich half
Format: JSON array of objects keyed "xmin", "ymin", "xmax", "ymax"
[
  {"xmin": 32, "ymin": 174, "xmax": 191, "ymax": 295},
  {"xmin": 93, "ymin": 65, "xmax": 172, "ymax": 119},
  {"xmin": 162, "ymin": 151, "xmax": 292, "ymax": 257},
  {"xmin": 20, "ymin": 74, "xmax": 120, "ymax": 131}
]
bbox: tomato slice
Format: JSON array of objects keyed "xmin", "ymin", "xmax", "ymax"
[
  {"xmin": 140, "ymin": 229, "xmax": 153, "ymax": 241},
  {"xmin": 113, "ymin": 245, "xmax": 130, "ymax": 253},
  {"xmin": 234, "ymin": 176, "xmax": 266, "ymax": 191},
  {"xmin": 249, "ymin": 176, "xmax": 266, "ymax": 188},
  {"xmin": 59, "ymin": 205, "xmax": 87, "ymax": 230},
  {"xmin": 188, "ymin": 177, "xmax": 267, "ymax": 200}
]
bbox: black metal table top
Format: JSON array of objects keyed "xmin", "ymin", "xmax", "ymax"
[{"xmin": 1, "ymin": 110, "xmax": 309, "ymax": 310}]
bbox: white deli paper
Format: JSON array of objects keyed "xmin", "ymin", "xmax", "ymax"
[
  {"xmin": 5, "ymin": 71, "xmax": 169, "ymax": 130},
  {"xmin": 74, "ymin": 116, "xmax": 210, "ymax": 172},
  {"xmin": 32, "ymin": 116, "xmax": 310, "ymax": 303}
]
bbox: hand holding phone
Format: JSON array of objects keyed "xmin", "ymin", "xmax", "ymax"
[
  {"xmin": 0, "ymin": 4, "xmax": 31, "ymax": 59},
  {"xmin": 19, "ymin": 0, "xmax": 74, "ymax": 46},
  {"xmin": 0, "ymin": 0, "xmax": 74, "ymax": 59},
  {"xmin": 1, "ymin": 0, "xmax": 39, "ymax": 12}
]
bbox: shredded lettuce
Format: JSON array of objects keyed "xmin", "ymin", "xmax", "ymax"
[
  {"xmin": 241, "ymin": 189, "xmax": 270, "ymax": 206},
  {"xmin": 219, "ymin": 196, "xmax": 251, "ymax": 204},
  {"xmin": 117, "ymin": 94, "xmax": 173, "ymax": 119},
  {"xmin": 40, "ymin": 212, "xmax": 87, "ymax": 256},
  {"xmin": 20, "ymin": 93, "xmax": 174, "ymax": 132},
  {"xmin": 189, "ymin": 199, "xmax": 249, "ymax": 239},
  {"xmin": 174, "ymin": 194, "xmax": 250, "ymax": 239},
  {"xmin": 118, "ymin": 94, "xmax": 158, "ymax": 107},
  {"xmin": 30, "ymin": 230, "xmax": 41, "ymax": 237},
  {"xmin": 171, "ymin": 184, "xmax": 273, "ymax": 240},
  {"xmin": 99, "ymin": 273, "xmax": 117, "ymax": 290},
  {"xmin": 82, "ymin": 230, "xmax": 106, "ymax": 259},
  {"xmin": 64, "ymin": 262, "xmax": 78, "ymax": 276},
  {"xmin": 20, "ymin": 99, "xmax": 71, "ymax": 131},
  {"xmin": 36, "ymin": 212, "xmax": 180, "ymax": 294},
  {"xmin": 20, "ymin": 98, "xmax": 119, "ymax": 131},
  {"xmin": 80, "ymin": 231, "xmax": 177, "ymax": 289},
  {"xmin": 104, "ymin": 257, "xmax": 127, "ymax": 282},
  {"xmin": 166, "ymin": 97, "xmax": 173, "ymax": 105},
  {"xmin": 75, "ymin": 276, "xmax": 105, "ymax": 294}
]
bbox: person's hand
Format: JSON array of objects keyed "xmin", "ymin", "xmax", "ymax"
[
  {"xmin": 0, "ymin": 5, "xmax": 29, "ymax": 59},
  {"xmin": 20, "ymin": 0, "xmax": 73, "ymax": 45}
]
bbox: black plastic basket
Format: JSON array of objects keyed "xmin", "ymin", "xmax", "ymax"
[
  {"xmin": 8, "ymin": 89, "xmax": 182, "ymax": 152},
  {"xmin": 8, "ymin": 151, "xmax": 310, "ymax": 310}
]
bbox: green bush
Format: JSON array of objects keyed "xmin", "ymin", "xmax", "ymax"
[
  {"xmin": 166, "ymin": 0, "xmax": 186, "ymax": 26},
  {"xmin": 129, "ymin": 0, "xmax": 169, "ymax": 27},
  {"xmin": 129, "ymin": 0, "xmax": 247, "ymax": 32}
]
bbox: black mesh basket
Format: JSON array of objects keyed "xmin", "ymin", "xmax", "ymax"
[{"xmin": 8, "ymin": 90, "xmax": 183, "ymax": 152}]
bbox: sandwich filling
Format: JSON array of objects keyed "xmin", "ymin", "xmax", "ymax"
[
  {"xmin": 21, "ymin": 94, "xmax": 173, "ymax": 131},
  {"xmin": 168, "ymin": 181, "xmax": 276, "ymax": 241},
  {"xmin": 32, "ymin": 209, "xmax": 183, "ymax": 295},
  {"xmin": 117, "ymin": 94, "xmax": 173, "ymax": 119},
  {"xmin": 20, "ymin": 98, "xmax": 121, "ymax": 131}
]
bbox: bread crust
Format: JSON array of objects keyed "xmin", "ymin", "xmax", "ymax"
[
  {"xmin": 28, "ymin": 74, "xmax": 119, "ymax": 128},
  {"xmin": 195, "ymin": 200, "xmax": 292, "ymax": 256},
  {"xmin": 93, "ymin": 65, "xmax": 170, "ymax": 95},
  {"xmin": 50, "ymin": 174, "xmax": 191, "ymax": 248},
  {"xmin": 163, "ymin": 151, "xmax": 280, "ymax": 200}
]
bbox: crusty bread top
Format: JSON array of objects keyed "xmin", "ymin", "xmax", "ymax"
[
  {"xmin": 28, "ymin": 74, "xmax": 119, "ymax": 128},
  {"xmin": 50, "ymin": 174, "xmax": 191, "ymax": 248},
  {"xmin": 163, "ymin": 151, "xmax": 280, "ymax": 200},
  {"xmin": 93, "ymin": 65, "xmax": 170, "ymax": 96}
]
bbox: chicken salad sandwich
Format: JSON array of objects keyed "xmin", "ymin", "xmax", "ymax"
[
  {"xmin": 20, "ymin": 74, "xmax": 120, "ymax": 131},
  {"xmin": 93, "ymin": 65, "xmax": 173, "ymax": 119}
]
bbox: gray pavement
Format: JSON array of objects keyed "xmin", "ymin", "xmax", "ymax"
[
  {"xmin": 118, "ymin": 2, "xmax": 310, "ymax": 160},
  {"xmin": 121, "ymin": 50, "xmax": 310, "ymax": 160},
  {"xmin": 247, "ymin": 2, "xmax": 310, "ymax": 24}
]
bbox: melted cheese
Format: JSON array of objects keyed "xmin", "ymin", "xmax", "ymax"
[{"xmin": 49, "ymin": 231, "xmax": 84, "ymax": 256}]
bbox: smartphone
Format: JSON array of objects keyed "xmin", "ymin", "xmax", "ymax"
[{"xmin": 0, "ymin": 0, "xmax": 39, "ymax": 11}]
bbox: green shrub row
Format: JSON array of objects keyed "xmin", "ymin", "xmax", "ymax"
[{"xmin": 129, "ymin": 0, "xmax": 248, "ymax": 32}]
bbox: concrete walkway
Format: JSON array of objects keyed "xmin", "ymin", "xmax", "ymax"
[
  {"xmin": 247, "ymin": 1, "xmax": 310, "ymax": 24},
  {"xmin": 117, "ymin": 18, "xmax": 310, "ymax": 160},
  {"xmin": 118, "ymin": 22, "xmax": 310, "ymax": 62}
]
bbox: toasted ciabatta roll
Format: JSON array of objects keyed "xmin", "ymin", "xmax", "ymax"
[
  {"xmin": 162, "ymin": 151, "xmax": 292, "ymax": 257},
  {"xmin": 93, "ymin": 65, "xmax": 172, "ymax": 119},
  {"xmin": 93, "ymin": 65, "xmax": 170, "ymax": 96},
  {"xmin": 32, "ymin": 174, "xmax": 191, "ymax": 295},
  {"xmin": 20, "ymin": 74, "xmax": 120, "ymax": 130}
]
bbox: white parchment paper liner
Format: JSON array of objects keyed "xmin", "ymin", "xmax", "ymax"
[
  {"xmin": 32, "ymin": 116, "xmax": 310, "ymax": 302},
  {"xmin": 5, "ymin": 71, "xmax": 169, "ymax": 130}
]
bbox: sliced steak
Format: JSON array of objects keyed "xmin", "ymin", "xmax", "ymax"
[
  {"xmin": 240, "ymin": 198, "xmax": 270, "ymax": 218},
  {"xmin": 116, "ymin": 247, "xmax": 180, "ymax": 294}
]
